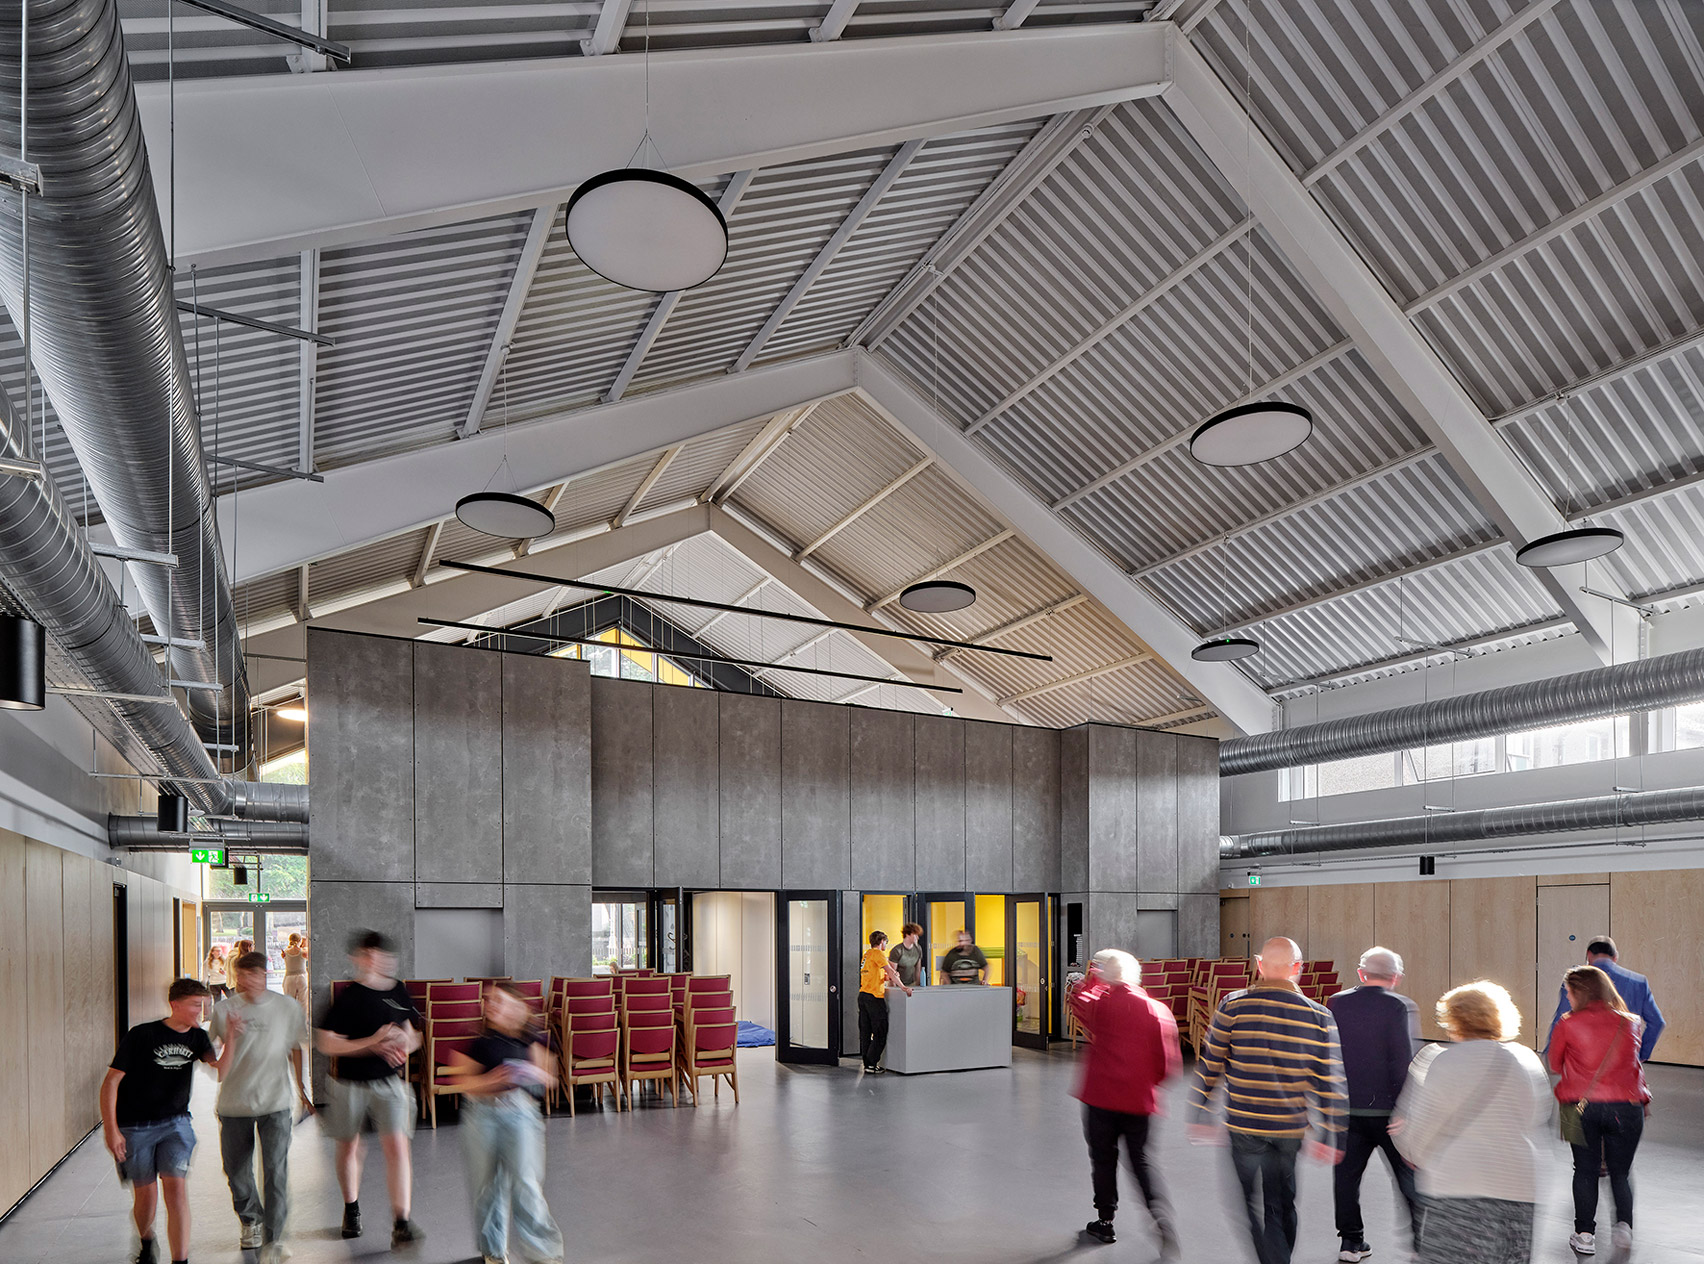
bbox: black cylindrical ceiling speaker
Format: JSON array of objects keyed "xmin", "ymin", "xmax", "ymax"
[
  {"xmin": 0, "ymin": 616, "xmax": 46, "ymax": 711},
  {"xmin": 157, "ymin": 793, "xmax": 190, "ymax": 834}
]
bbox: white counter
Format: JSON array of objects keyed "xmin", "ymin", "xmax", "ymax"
[{"xmin": 884, "ymin": 985, "xmax": 1013, "ymax": 1074}]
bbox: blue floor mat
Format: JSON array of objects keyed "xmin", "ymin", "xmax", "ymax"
[{"xmin": 736, "ymin": 1020, "xmax": 776, "ymax": 1047}]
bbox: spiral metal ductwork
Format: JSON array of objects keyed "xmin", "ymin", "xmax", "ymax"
[
  {"xmin": 1221, "ymin": 647, "xmax": 1704, "ymax": 777},
  {"xmin": 0, "ymin": 0, "xmax": 253, "ymax": 756},
  {"xmin": 1222, "ymin": 784, "xmax": 1704, "ymax": 859},
  {"xmin": 108, "ymin": 815, "xmax": 308, "ymax": 852}
]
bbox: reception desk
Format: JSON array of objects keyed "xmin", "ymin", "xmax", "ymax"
[{"xmin": 884, "ymin": 986, "xmax": 1013, "ymax": 1074}]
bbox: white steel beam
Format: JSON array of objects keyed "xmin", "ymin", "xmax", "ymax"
[
  {"xmin": 855, "ymin": 349, "xmax": 1272, "ymax": 734},
  {"xmin": 513, "ymin": 482, "xmax": 570, "ymax": 558},
  {"xmin": 614, "ymin": 445, "xmax": 682, "ymax": 529},
  {"xmin": 797, "ymin": 457, "xmax": 932, "ymax": 558},
  {"xmin": 869, "ymin": 530, "xmax": 1015, "ymax": 610},
  {"xmin": 1165, "ymin": 39, "xmax": 1635, "ymax": 665},
  {"xmin": 703, "ymin": 403, "xmax": 818, "ymax": 505},
  {"xmin": 460, "ymin": 205, "xmax": 558, "ymax": 438},
  {"xmin": 935, "ymin": 593, "xmax": 1088, "ymax": 661},
  {"xmin": 992, "ymin": 0, "xmax": 1041, "ymax": 32},
  {"xmin": 809, "ymin": 0, "xmax": 860, "ymax": 42},
  {"xmin": 412, "ymin": 520, "xmax": 443, "ymax": 588},
  {"xmin": 693, "ymin": 577, "xmax": 771, "ymax": 637},
  {"xmin": 608, "ymin": 171, "xmax": 756, "ymax": 403},
  {"xmin": 218, "ymin": 349, "xmax": 857, "ymax": 585},
  {"xmin": 139, "ymin": 25, "xmax": 1174, "ymax": 266},
  {"xmin": 998, "ymin": 653, "xmax": 1155, "ymax": 705},
  {"xmin": 580, "ymin": 0, "xmax": 632, "ymax": 56},
  {"xmin": 296, "ymin": 250, "xmax": 319, "ymax": 471},
  {"xmin": 733, "ymin": 140, "xmax": 923, "ymax": 373}
]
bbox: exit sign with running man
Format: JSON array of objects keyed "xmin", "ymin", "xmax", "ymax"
[
  {"xmin": 190, "ymin": 848, "xmax": 226, "ymax": 865},
  {"xmin": 246, "ymin": 892, "xmax": 272, "ymax": 904}
]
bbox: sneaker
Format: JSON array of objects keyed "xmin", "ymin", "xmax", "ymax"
[
  {"xmin": 391, "ymin": 1219, "xmax": 426, "ymax": 1249},
  {"xmin": 1571, "ymin": 1231, "xmax": 1597, "ymax": 1255},
  {"xmin": 240, "ymin": 1222, "xmax": 264, "ymax": 1250},
  {"xmin": 340, "ymin": 1203, "xmax": 362, "ymax": 1240},
  {"xmin": 136, "ymin": 1237, "xmax": 159, "ymax": 1264},
  {"xmin": 1084, "ymin": 1220, "xmax": 1116, "ymax": 1244},
  {"xmin": 1339, "ymin": 1242, "xmax": 1373, "ymax": 1262},
  {"xmin": 1612, "ymin": 1223, "xmax": 1632, "ymax": 1253},
  {"xmin": 481, "ymin": 1257, "xmax": 507, "ymax": 1264}
]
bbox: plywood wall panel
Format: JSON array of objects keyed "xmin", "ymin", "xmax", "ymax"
[
  {"xmin": 1305, "ymin": 884, "xmax": 1377, "ymax": 986},
  {"xmin": 25, "ymin": 841, "xmax": 66, "ymax": 1179},
  {"xmin": 1374, "ymin": 882, "xmax": 1451, "ymax": 1040},
  {"xmin": 1449, "ymin": 876, "xmax": 1538, "ymax": 1045},
  {"xmin": 60, "ymin": 855, "xmax": 98, "ymax": 1144},
  {"xmin": 1611, "ymin": 870, "xmax": 1704, "ymax": 1066},
  {"xmin": 1248, "ymin": 885, "xmax": 1310, "ymax": 961},
  {"xmin": 0, "ymin": 833, "xmax": 29, "ymax": 1211}
]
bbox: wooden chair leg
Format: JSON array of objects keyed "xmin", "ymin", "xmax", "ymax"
[{"xmin": 568, "ymin": 1079, "xmax": 577, "ymax": 1117}]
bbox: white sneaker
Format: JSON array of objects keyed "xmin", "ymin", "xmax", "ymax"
[
  {"xmin": 1570, "ymin": 1231, "xmax": 1597, "ymax": 1255},
  {"xmin": 239, "ymin": 1222, "xmax": 264, "ymax": 1250},
  {"xmin": 1612, "ymin": 1223, "xmax": 1632, "ymax": 1253}
]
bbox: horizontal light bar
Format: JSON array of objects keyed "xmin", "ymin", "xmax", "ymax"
[
  {"xmin": 91, "ymin": 542, "xmax": 178, "ymax": 567},
  {"xmin": 50, "ymin": 686, "xmax": 178, "ymax": 705},
  {"xmin": 176, "ymin": 300, "xmax": 335, "ymax": 347}
]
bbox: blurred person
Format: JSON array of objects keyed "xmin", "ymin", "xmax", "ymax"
[
  {"xmin": 101, "ymin": 978, "xmax": 230, "ymax": 1264},
  {"xmin": 315, "ymin": 929, "xmax": 426, "ymax": 1247},
  {"xmin": 205, "ymin": 945, "xmax": 229, "ymax": 1002},
  {"xmin": 1071, "ymin": 949, "xmax": 1181, "ymax": 1257},
  {"xmin": 1188, "ymin": 937, "xmax": 1346, "ymax": 1264},
  {"xmin": 889, "ymin": 923, "xmax": 927, "ymax": 987},
  {"xmin": 1545, "ymin": 936, "xmax": 1664, "ymax": 1064},
  {"xmin": 281, "ymin": 932, "xmax": 310, "ymax": 1026},
  {"xmin": 448, "ymin": 981, "xmax": 564, "ymax": 1264},
  {"xmin": 1393, "ymin": 981, "xmax": 1550, "ymax": 1264},
  {"xmin": 1326, "ymin": 947, "xmax": 1421, "ymax": 1263},
  {"xmin": 1549, "ymin": 965, "xmax": 1648, "ymax": 1257},
  {"xmin": 858, "ymin": 931, "xmax": 913, "ymax": 1073},
  {"xmin": 211, "ymin": 951, "xmax": 313, "ymax": 1263},
  {"xmin": 940, "ymin": 929, "xmax": 989, "ymax": 985}
]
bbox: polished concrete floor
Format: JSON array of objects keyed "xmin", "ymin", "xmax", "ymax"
[{"xmin": 3, "ymin": 1051, "xmax": 1699, "ymax": 1264}]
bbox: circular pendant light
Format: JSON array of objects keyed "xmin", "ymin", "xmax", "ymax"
[
  {"xmin": 565, "ymin": 169, "xmax": 729, "ymax": 293},
  {"xmin": 1191, "ymin": 635, "xmax": 1261, "ymax": 662},
  {"xmin": 0, "ymin": 615, "xmax": 45, "ymax": 710},
  {"xmin": 1514, "ymin": 526, "xmax": 1625, "ymax": 569},
  {"xmin": 455, "ymin": 491, "xmax": 556, "ymax": 541},
  {"xmin": 898, "ymin": 580, "xmax": 976, "ymax": 613},
  {"xmin": 1190, "ymin": 401, "xmax": 1313, "ymax": 467}
]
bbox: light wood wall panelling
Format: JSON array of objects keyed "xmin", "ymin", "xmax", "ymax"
[
  {"xmin": 1374, "ymin": 882, "xmax": 1452, "ymax": 1040},
  {"xmin": 1248, "ymin": 885, "xmax": 1310, "ymax": 961},
  {"xmin": 1305, "ymin": 884, "xmax": 1377, "ymax": 985},
  {"xmin": 1538, "ymin": 873, "xmax": 1610, "ymax": 886},
  {"xmin": 25, "ymin": 841, "xmax": 67, "ymax": 1180},
  {"xmin": 92, "ymin": 869, "xmax": 117, "ymax": 1063},
  {"xmin": 0, "ymin": 832, "xmax": 28, "ymax": 1211},
  {"xmin": 1611, "ymin": 870, "xmax": 1704, "ymax": 1066},
  {"xmin": 1449, "ymin": 876, "xmax": 1538, "ymax": 1044},
  {"xmin": 60, "ymin": 855, "xmax": 98, "ymax": 1145}
]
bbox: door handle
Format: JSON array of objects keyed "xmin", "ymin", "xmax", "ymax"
[{"xmin": 829, "ymin": 985, "xmax": 837, "ymax": 994}]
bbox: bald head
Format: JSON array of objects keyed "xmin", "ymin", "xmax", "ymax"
[{"xmin": 1256, "ymin": 937, "xmax": 1302, "ymax": 982}]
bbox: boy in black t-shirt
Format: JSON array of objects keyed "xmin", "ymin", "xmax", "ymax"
[
  {"xmin": 314, "ymin": 929, "xmax": 425, "ymax": 1247},
  {"xmin": 101, "ymin": 978, "xmax": 232, "ymax": 1264}
]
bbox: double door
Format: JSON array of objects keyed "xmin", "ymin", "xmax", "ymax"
[{"xmin": 203, "ymin": 900, "xmax": 308, "ymax": 991}]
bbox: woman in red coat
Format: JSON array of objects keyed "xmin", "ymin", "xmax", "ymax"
[
  {"xmin": 1548, "ymin": 964, "xmax": 1649, "ymax": 1258},
  {"xmin": 1070, "ymin": 948, "xmax": 1182, "ymax": 1256}
]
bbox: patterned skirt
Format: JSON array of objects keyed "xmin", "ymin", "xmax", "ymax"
[{"xmin": 1416, "ymin": 1195, "xmax": 1535, "ymax": 1264}]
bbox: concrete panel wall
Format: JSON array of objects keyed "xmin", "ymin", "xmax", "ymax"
[
  {"xmin": 1135, "ymin": 732, "xmax": 1179, "ymax": 894},
  {"xmin": 718, "ymin": 693, "xmax": 781, "ymax": 889},
  {"xmin": 1177, "ymin": 735, "xmax": 1220, "ymax": 897},
  {"xmin": 780, "ymin": 701, "xmax": 851, "ymax": 890},
  {"xmin": 653, "ymin": 686, "xmax": 720, "ymax": 888},
  {"xmin": 965, "ymin": 722, "xmax": 1014, "ymax": 892},
  {"xmin": 849, "ymin": 708, "xmax": 915, "ymax": 891},
  {"xmin": 1087, "ymin": 725, "xmax": 1139, "ymax": 892},
  {"xmin": 1013, "ymin": 727, "xmax": 1061, "ymax": 891},
  {"xmin": 503, "ymin": 653, "xmax": 591, "ymax": 886},
  {"xmin": 591, "ymin": 677, "xmax": 655, "ymax": 888},
  {"xmin": 914, "ymin": 715, "xmax": 966, "ymax": 890},
  {"xmin": 1060, "ymin": 728, "xmax": 1088, "ymax": 892},
  {"xmin": 414, "ymin": 642, "xmax": 503, "ymax": 884},
  {"xmin": 504, "ymin": 884, "xmax": 592, "ymax": 980}
]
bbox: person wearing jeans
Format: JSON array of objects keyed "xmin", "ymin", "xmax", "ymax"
[
  {"xmin": 1548, "ymin": 964, "xmax": 1649, "ymax": 1258},
  {"xmin": 210, "ymin": 951, "xmax": 313, "ymax": 1264}
]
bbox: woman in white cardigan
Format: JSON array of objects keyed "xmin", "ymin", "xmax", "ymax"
[{"xmin": 1392, "ymin": 981, "xmax": 1551, "ymax": 1264}]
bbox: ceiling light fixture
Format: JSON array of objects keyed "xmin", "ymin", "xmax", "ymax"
[
  {"xmin": 898, "ymin": 580, "xmax": 977, "ymax": 613},
  {"xmin": 1192, "ymin": 534, "xmax": 1261, "ymax": 663},
  {"xmin": 275, "ymin": 703, "xmax": 308, "ymax": 723},
  {"xmin": 1514, "ymin": 526, "xmax": 1625, "ymax": 569},
  {"xmin": 0, "ymin": 616, "xmax": 46, "ymax": 710},
  {"xmin": 455, "ymin": 490, "xmax": 555, "ymax": 540}
]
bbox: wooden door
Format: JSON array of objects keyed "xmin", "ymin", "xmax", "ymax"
[
  {"xmin": 1219, "ymin": 895, "xmax": 1249, "ymax": 959},
  {"xmin": 1537, "ymin": 883, "xmax": 1609, "ymax": 1041}
]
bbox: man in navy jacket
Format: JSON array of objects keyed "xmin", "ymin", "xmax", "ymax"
[
  {"xmin": 1325, "ymin": 948, "xmax": 1420, "ymax": 1264},
  {"xmin": 1545, "ymin": 935, "xmax": 1665, "ymax": 1062}
]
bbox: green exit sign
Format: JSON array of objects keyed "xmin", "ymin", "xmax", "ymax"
[
  {"xmin": 246, "ymin": 892, "xmax": 272, "ymax": 904},
  {"xmin": 1248, "ymin": 873, "xmax": 1262, "ymax": 887},
  {"xmin": 190, "ymin": 848, "xmax": 226, "ymax": 865}
]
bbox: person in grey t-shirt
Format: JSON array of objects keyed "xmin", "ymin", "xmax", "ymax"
[
  {"xmin": 889, "ymin": 923, "xmax": 928, "ymax": 987},
  {"xmin": 210, "ymin": 951, "xmax": 312, "ymax": 1263}
]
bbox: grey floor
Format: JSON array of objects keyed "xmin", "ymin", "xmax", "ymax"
[{"xmin": 3, "ymin": 1050, "xmax": 1699, "ymax": 1264}]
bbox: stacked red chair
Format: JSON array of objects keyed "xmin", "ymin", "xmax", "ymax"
[
  {"xmin": 421, "ymin": 981, "xmax": 484, "ymax": 1127},
  {"xmin": 557, "ymin": 979, "xmax": 618, "ymax": 1115}
]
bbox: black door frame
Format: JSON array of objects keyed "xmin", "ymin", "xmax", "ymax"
[
  {"xmin": 1006, "ymin": 892, "xmax": 1049, "ymax": 1050},
  {"xmin": 774, "ymin": 891, "xmax": 842, "ymax": 1065}
]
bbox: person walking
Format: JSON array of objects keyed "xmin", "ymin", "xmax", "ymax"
[
  {"xmin": 210, "ymin": 951, "xmax": 314, "ymax": 1264},
  {"xmin": 1327, "ymin": 947, "xmax": 1422, "ymax": 1263},
  {"xmin": 857, "ymin": 931, "xmax": 912, "ymax": 1073},
  {"xmin": 1187, "ymin": 937, "xmax": 1347, "ymax": 1264},
  {"xmin": 1393, "ymin": 981, "xmax": 1550, "ymax": 1264},
  {"xmin": 888, "ymin": 923, "xmax": 927, "ymax": 988},
  {"xmin": 315, "ymin": 929, "xmax": 426, "ymax": 1248},
  {"xmin": 940, "ymin": 929, "xmax": 989, "ymax": 985},
  {"xmin": 101, "ymin": 978, "xmax": 230, "ymax": 1264},
  {"xmin": 205, "ymin": 946, "xmax": 229, "ymax": 1003},
  {"xmin": 281, "ymin": 933, "xmax": 310, "ymax": 1026},
  {"xmin": 1545, "ymin": 936, "xmax": 1664, "ymax": 1063},
  {"xmin": 448, "ymin": 981, "xmax": 565, "ymax": 1264},
  {"xmin": 1071, "ymin": 949, "xmax": 1181, "ymax": 1257},
  {"xmin": 1549, "ymin": 964, "xmax": 1648, "ymax": 1258}
]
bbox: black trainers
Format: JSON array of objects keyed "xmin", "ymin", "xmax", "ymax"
[
  {"xmin": 1085, "ymin": 1220, "xmax": 1116, "ymax": 1244},
  {"xmin": 340, "ymin": 1203, "xmax": 362, "ymax": 1240},
  {"xmin": 1338, "ymin": 1241, "xmax": 1373, "ymax": 1262},
  {"xmin": 390, "ymin": 1218, "xmax": 425, "ymax": 1249},
  {"xmin": 135, "ymin": 1238, "xmax": 159, "ymax": 1264}
]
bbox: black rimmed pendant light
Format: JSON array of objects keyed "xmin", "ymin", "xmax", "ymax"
[
  {"xmin": 564, "ymin": 2, "xmax": 729, "ymax": 294},
  {"xmin": 0, "ymin": 615, "xmax": 45, "ymax": 710},
  {"xmin": 455, "ymin": 357, "xmax": 556, "ymax": 541},
  {"xmin": 1514, "ymin": 525, "xmax": 1625, "ymax": 569},
  {"xmin": 899, "ymin": 580, "xmax": 976, "ymax": 614},
  {"xmin": 1192, "ymin": 535, "xmax": 1261, "ymax": 663}
]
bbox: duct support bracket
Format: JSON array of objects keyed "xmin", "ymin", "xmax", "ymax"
[{"xmin": 0, "ymin": 153, "xmax": 42, "ymax": 195}]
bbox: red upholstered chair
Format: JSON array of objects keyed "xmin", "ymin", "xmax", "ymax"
[
  {"xmin": 427, "ymin": 981, "xmax": 483, "ymax": 1008},
  {"xmin": 563, "ymin": 977, "xmax": 615, "ymax": 997},
  {"xmin": 425, "ymin": 1020, "xmax": 484, "ymax": 1128},
  {"xmin": 621, "ymin": 976, "xmax": 671, "ymax": 998},
  {"xmin": 330, "ymin": 979, "xmax": 352, "ymax": 1004},
  {"xmin": 687, "ymin": 974, "xmax": 731, "ymax": 994},
  {"xmin": 402, "ymin": 978, "xmax": 449, "ymax": 1007},
  {"xmin": 622, "ymin": 1013, "xmax": 678, "ymax": 1108},
  {"xmin": 681, "ymin": 1021, "xmax": 739, "ymax": 1105},
  {"xmin": 622, "ymin": 992, "xmax": 672, "ymax": 1019},
  {"xmin": 665, "ymin": 973, "xmax": 691, "ymax": 1007},
  {"xmin": 564, "ymin": 1025, "xmax": 621, "ymax": 1116}
]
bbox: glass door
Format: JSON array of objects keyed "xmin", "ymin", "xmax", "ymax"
[
  {"xmin": 204, "ymin": 905, "xmax": 255, "ymax": 988},
  {"xmin": 591, "ymin": 892, "xmax": 651, "ymax": 974},
  {"xmin": 263, "ymin": 907, "xmax": 309, "ymax": 991},
  {"xmin": 920, "ymin": 892, "xmax": 970, "ymax": 987},
  {"xmin": 1008, "ymin": 893, "xmax": 1048, "ymax": 1050},
  {"xmin": 775, "ymin": 892, "xmax": 840, "ymax": 1065}
]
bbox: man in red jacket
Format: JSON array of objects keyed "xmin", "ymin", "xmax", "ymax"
[{"xmin": 1071, "ymin": 948, "xmax": 1182, "ymax": 1256}]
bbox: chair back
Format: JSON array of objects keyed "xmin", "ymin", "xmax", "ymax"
[
  {"xmin": 686, "ymin": 990, "xmax": 734, "ymax": 1013},
  {"xmin": 563, "ymin": 978, "xmax": 615, "ymax": 999},
  {"xmin": 621, "ymin": 976, "xmax": 670, "ymax": 998},
  {"xmin": 427, "ymin": 981, "xmax": 483, "ymax": 1007},
  {"xmin": 627, "ymin": 1008, "xmax": 673, "ymax": 1029},
  {"xmin": 687, "ymin": 1005, "xmax": 736, "ymax": 1030},
  {"xmin": 622, "ymin": 992, "xmax": 671, "ymax": 1015},
  {"xmin": 429, "ymin": 1017, "xmax": 484, "ymax": 1043},
  {"xmin": 569, "ymin": 1026, "xmax": 619, "ymax": 1063},
  {"xmin": 507, "ymin": 979, "xmax": 545, "ymax": 999},
  {"xmin": 330, "ymin": 979, "xmax": 351, "ymax": 1004},
  {"xmin": 687, "ymin": 974, "xmax": 731, "ymax": 993},
  {"xmin": 403, "ymin": 978, "xmax": 447, "ymax": 1004},
  {"xmin": 428, "ymin": 999, "xmax": 483, "ymax": 1023},
  {"xmin": 693, "ymin": 1021, "xmax": 737, "ymax": 1056},
  {"xmin": 626, "ymin": 1024, "xmax": 674, "ymax": 1057}
]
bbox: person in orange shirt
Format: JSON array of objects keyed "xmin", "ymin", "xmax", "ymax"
[{"xmin": 858, "ymin": 931, "xmax": 913, "ymax": 1074}]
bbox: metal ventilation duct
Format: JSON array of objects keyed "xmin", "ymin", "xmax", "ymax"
[
  {"xmin": 108, "ymin": 815, "xmax": 308, "ymax": 852},
  {"xmin": 1222, "ymin": 784, "xmax": 1704, "ymax": 859},
  {"xmin": 0, "ymin": 0, "xmax": 253, "ymax": 756},
  {"xmin": 1220, "ymin": 648, "xmax": 1704, "ymax": 777}
]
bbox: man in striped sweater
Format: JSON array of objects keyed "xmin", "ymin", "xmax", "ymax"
[{"xmin": 1188, "ymin": 937, "xmax": 1348, "ymax": 1264}]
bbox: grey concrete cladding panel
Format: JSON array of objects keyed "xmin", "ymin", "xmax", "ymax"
[
  {"xmin": 1013, "ymin": 726, "xmax": 1060, "ymax": 891},
  {"xmin": 780, "ymin": 700, "xmax": 850, "ymax": 890},
  {"xmin": 590, "ymin": 677, "xmax": 654, "ymax": 888},
  {"xmin": 1135, "ymin": 731, "xmax": 1179, "ymax": 894},
  {"xmin": 1059, "ymin": 727, "xmax": 1088, "ymax": 893},
  {"xmin": 718, "ymin": 693, "xmax": 781, "ymax": 889},
  {"xmin": 1087, "ymin": 724, "xmax": 1140, "ymax": 893},
  {"xmin": 913, "ymin": 714, "xmax": 965, "ymax": 890},
  {"xmin": 849, "ymin": 708, "xmax": 915, "ymax": 891},
  {"xmin": 964, "ymin": 722, "xmax": 1013, "ymax": 892},
  {"xmin": 414, "ymin": 882, "xmax": 503, "ymax": 909},
  {"xmin": 414, "ymin": 641, "xmax": 504, "ymax": 884},
  {"xmin": 653, "ymin": 686, "xmax": 720, "ymax": 889},
  {"xmin": 1177, "ymin": 736, "xmax": 1220, "ymax": 896},
  {"xmin": 504, "ymin": 883, "xmax": 592, "ymax": 980},
  {"xmin": 308, "ymin": 879, "xmax": 417, "ymax": 985},
  {"xmin": 1177, "ymin": 892, "xmax": 1220, "ymax": 958},
  {"xmin": 502, "ymin": 652, "xmax": 592, "ymax": 886},
  {"xmin": 306, "ymin": 629, "xmax": 414, "ymax": 883}
]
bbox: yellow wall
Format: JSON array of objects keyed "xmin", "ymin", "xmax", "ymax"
[
  {"xmin": 975, "ymin": 894, "xmax": 1006, "ymax": 985},
  {"xmin": 860, "ymin": 893, "xmax": 906, "ymax": 952}
]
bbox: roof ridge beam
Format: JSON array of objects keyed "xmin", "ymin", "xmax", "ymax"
[{"xmin": 460, "ymin": 205, "xmax": 557, "ymax": 438}]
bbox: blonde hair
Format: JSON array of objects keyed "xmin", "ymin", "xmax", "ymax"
[
  {"xmin": 287, "ymin": 932, "xmax": 302, "ymax": 947},
  {"xmin": 1092, "ymin": 948, "xmax": 1140, "ymax": 985},
  {"xmin": 1437, "ymin": 981, "xmax": 1521, "ymax": 1042}
]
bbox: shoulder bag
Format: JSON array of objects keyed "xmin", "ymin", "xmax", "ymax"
[{"xmin": 1558, "ymin": 1018, "xmax": 1626, "ymax": 1146}]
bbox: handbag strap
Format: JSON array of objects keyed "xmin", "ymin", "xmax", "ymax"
[{"xmin": 1576, "ymin": 1017, "xmax": 1628, "ymax": 1104}]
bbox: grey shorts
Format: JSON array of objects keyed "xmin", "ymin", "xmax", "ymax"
[{"xmin": 322, "ymin": 1074, "xmax": 414, "ymax": 1140}]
